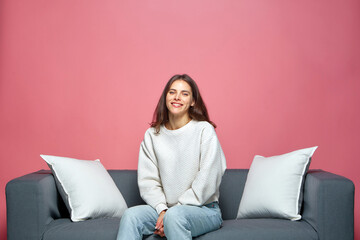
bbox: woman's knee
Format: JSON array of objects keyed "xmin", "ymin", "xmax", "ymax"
[
  {"xmin": 121, "ymin": 205, "xmax": 153, "ymax": 224},
  {"xmin": 163, "ymin": 206, "xmax": 189, "ymax": 227},
  {"xmin": 121, "ymin": 208, "xmax": 137, "ymax": 224},
  {"xmin": 163, "ymin": 206, "xmax": 193, "ymax": 239}
]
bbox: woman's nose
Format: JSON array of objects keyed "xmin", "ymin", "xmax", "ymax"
[{"xmin": 174, "ymin": 93, "xmax": 181, "ymax": 100}]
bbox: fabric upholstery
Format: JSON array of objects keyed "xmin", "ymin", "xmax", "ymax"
[
  {"xmin": 302, "ymin": 170, "xmax": 354, "ymax": 240},
  {"xmin": 218, "ymin": 169, "xmax": 248, "ymax": 220},
  {"xmin": 6, "ymin": 169, "xmax": 354, "ymax": 240},
  {"xmin": 43, "ymin": 218, "xmax": 119, "ymax": 240},
  {"xmin": 42, "ymin": 218, "xmax": 318, "ymax": 240},
  {"xmin": 196, "ymin": 219, "xmax": 318, "ymax": 240}
]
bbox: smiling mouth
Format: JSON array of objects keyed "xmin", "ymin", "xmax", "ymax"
[{"xmin": 171, "ymin": 103, "xmax": 183, "ymax": 108}]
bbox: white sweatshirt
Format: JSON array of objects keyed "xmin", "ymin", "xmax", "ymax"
[{"xmin": 137, "ymin": 120, "xmax": 227, "ymax": 214}]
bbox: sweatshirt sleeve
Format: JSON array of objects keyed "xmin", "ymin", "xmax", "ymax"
[
  {"xmin": 177, "ymin": 125, "xmax": 227, "ymax": 206},
  {"xmin": 137, "ymin": 130, "xmax": 168, "ymax": 214}
]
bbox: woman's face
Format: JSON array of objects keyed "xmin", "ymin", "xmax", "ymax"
[{"xmin": 166, "ymin": 80, "xmax": 195, "ymax": 118}]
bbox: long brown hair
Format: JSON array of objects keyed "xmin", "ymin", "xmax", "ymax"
[{"xmin": 151, "ymin": 74, "xmax": 216, "ymax": 133}]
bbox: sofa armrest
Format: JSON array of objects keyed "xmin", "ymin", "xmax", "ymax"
[
  {"xmin": 302, "ymin": 170, "xmax": 354, "ymax": 240},
  {"xmin": 6, "ymin": 170, "xmax": 66, "ymax": 240}
]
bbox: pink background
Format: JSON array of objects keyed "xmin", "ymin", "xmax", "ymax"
[{"xmin": 1, "ymin": 0, "xmax": 359, "ymax": 239}]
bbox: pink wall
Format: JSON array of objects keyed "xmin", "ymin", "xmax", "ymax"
[{"xmin": 1, "ymin": 0, "xmax": 359, "ymax": 239}]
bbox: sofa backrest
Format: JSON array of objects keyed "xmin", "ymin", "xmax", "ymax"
[
  {"xmin": 218, "ymin": 169, "xmax": 248, "ymax": 220},
  {"xmin": 108, "ymin": 169, "xmax": 248, "ymax": 220}
]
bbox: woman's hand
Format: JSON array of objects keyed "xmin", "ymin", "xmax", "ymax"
[{"xmin": 154, "ymin": 210, "xmax": 166, "ymax": 237}]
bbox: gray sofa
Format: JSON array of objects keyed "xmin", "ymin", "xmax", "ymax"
[{"xmin": 6, "ymin": 169, "xmax": 354, "ymax": 240}]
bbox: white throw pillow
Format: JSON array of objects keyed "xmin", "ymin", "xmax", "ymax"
[
  {"xmin": 41, "ymin": 154, "xmax": 128, "ymax": 222},
  {"xmin": 237, "ymin": 146, "xmax": 318, "ymax": 221}
]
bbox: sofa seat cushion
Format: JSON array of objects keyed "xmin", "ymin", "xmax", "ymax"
[
  {"xmin": 43, "ymin": 218, "xmax": 120, "ymax": 240},
  {"xmin": 196, "ymin": 219, "xmax": 318, "ymax": 240},
  {"xmin": 43, "ymin": 218, "xmax": 318, "ymax": 240}
]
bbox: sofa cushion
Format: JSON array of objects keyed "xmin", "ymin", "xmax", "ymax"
[
  {"xmin": 196, "ymin": 219, "xmax": 318, "ymax": 240},
  {"xmin": 237, "ymin": 147, "xmax": 317, "ymax": 220},
  {"xmin": 41, "ymin": 155, "xmax": 128, "ymax": 222},
  {"xmin": 42, "ymin": 218, "xmax": 318, "ymax": 240},
  {"xmin": 43, "ymin": 218, "xmax": 120, "ymax": 240}
]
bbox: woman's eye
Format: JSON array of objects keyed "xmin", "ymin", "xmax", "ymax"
[
  {"xmin": 183, "ymin": 93, "xmax": 189, "ymax": 96},
  {"xmin": 169, "ymin": 91, "xmax": 175, "ymax": 94}
]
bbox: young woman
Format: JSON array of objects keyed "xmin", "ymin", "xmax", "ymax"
[{"xmin": 117, "ymin": 74, "xmax": 227, "ymax": 240}]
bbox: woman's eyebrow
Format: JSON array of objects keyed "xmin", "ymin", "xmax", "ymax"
[{"xmin": 169, "ymin": 89, "xmax": 191, "ymax": 93}]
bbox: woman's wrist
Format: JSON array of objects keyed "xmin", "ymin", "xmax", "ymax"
[{"xmin": 155, "ymin": 203, "xmax": 168, "ymax": 214}]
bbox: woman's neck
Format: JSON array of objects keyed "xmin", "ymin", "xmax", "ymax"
[{"xmin": 166, "ymin": 114, "xmax": 192, "ymax": 130}]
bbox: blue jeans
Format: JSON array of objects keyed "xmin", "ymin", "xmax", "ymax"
[{"xmin": 116, "ymin": 202, "xmax": 223, "ymax": 240}]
